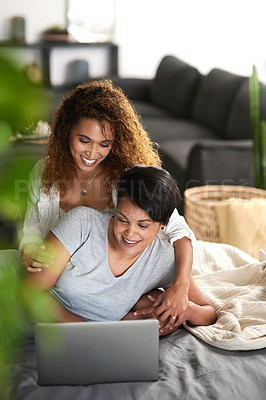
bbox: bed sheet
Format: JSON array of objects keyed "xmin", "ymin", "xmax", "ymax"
[{"xmin": 8, "ymin": 327, "xmax": 266, "ymax": 400}]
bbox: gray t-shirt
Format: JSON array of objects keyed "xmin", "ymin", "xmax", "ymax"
[{"xmin": 50, "ymin": 206, "xmax": 176, "ymax": 321}]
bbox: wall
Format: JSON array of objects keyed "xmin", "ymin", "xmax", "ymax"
[
  {"xmin": 0, "ymin": 0, "xmax": 66, "ymax": 43},
  {"xmin": 1, "ymin": 0, "xmax": 266, "ymax": 82}
]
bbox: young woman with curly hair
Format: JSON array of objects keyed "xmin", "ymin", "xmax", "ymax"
[
  {"xmin": 20, "ymin": 79, "xmax": 196, "ymax": 330},
  {"xmin": 42, "ymin": 79, "xmax": 161, "ymax": 203}
]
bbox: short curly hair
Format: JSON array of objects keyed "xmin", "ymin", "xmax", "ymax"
[{"xmin": 42, "ymin": 79, "xmax": 161, "ymax": 200}]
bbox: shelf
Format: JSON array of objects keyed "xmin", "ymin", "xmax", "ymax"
[{"xmin": 0, "ymin": 41, "xmax": 118, "ymax": 87}]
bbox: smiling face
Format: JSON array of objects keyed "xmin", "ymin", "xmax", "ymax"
[
  {"xmin": 112, "ymin": 196, "xmax": 164, "ymax": 258},
  {"xmin": 69, "ymin": 118, "xmax": 113, "ymax": 175}
]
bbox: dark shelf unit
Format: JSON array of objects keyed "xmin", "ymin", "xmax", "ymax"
[{"xmin": 0, "ymin": 41, "xmax": 118, "ymax": 87}]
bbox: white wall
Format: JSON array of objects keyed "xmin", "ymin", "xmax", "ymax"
[
  {"xmin": 114, "ymin": 0, "xmax": 266, "ymax": 81},
  {"xmin": 0, "ymin": 0, "xmax": 66, "ymax": 43},
  {"xmin": 1, "ymin": 0, "xmax": 266, "ymax": 82}
]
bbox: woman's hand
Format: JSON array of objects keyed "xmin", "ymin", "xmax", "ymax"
[
  {"xmin": 133, "ymin": 282, "xmax": 190, "ymax": 333},
  {"xmin": 122, "ymin": 289, "xmax": 181, "ymax": 336},
  {"xmin": 21, "ymin": 242, "xmax": 53, "ymax": 272}
]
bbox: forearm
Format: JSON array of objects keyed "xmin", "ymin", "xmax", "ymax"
[
  {"xmin": 121, "ymin": 289, "xmax": 162, "ymax": 320},
  {"xmin": 132, "ymin": 289, "xmax": 162, "ymax": 311},
  {"xmin": 138, "ymin": 238, "xmax": 193, "ymax": 327},
  {"xmin": 22, "ymin": 235, "xmax": 84, "ymax": 323},
  {"xmin": 121, "ymin": 311, "xmax": 139, "ymax": 320},
  {"xmin": 185, "ymin": 301, "xmax": 217, "ymax": 326},
  {"xmin": 47, "ymin": 292, "xmax": 85, "ymax": 322},
  {"xmin": 23, "ymin": 284, "xmax": 85, "ymax": 323},
  {"xmin": 172, "ymin": 237, "xmax": 193, "ymax": 288}
]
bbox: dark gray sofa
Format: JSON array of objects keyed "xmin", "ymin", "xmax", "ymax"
[
  {"xmin": 1, "ymin": 56, "xmax": 264, "ymax": 245},
  {"xmin": 37, "ymin": 55, "xmax": 266, "ymax": 209},
  {"xmin": 111, "ymin": 55, "xmax": 266, "ymax": 209}
]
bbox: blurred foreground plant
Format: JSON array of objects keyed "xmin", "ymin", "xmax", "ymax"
[
  {"xmin": 250, "ymin": 66, "xmax": 266, "ymax": 190},
  {"xmin": 0, "ymin": 54, "xmax": 55, "ymax": 396}
]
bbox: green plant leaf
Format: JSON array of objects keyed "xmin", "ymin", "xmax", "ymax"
[
  {"xmin": 260, "ymin": 120, "xmax": 266, "ymax": 189},
  {"xmin": 249, "ymin": 65, "xmax": 266, "ymax": 189},
  {"xmin": 0, "ymin": 53, "xmax": 53, "ymax": 393},
  {"xmin": 0, "ymin": 120, "xmax": 12, "ymax": 150},
  {"xmin": 0, "ymin": 155, "xmax": 35, "ymax": 221},
  {"xmin": 0, "ymin": 56, "xmax": 47, "ymax": 134}
]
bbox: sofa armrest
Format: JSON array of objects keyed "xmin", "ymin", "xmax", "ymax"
[
  {"xmin": 111, "ymin": 77, "xmax": 153, "ymax": 102},
  {"xmin": 186, "ymin": 140, "xmax": 254, "ymax": 189}
]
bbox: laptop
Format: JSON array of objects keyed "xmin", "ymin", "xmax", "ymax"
[{"xmin": 35, "ymin": 320, "xmax": 159, "ymax": 386}]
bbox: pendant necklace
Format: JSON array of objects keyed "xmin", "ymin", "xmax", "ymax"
[{"xmin": 80, "ymin": 169, "xmax": 100, "ymax": 196}]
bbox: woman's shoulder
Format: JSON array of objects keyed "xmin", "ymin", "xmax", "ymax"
[
  {"xmin": 29, "ymin": 159, "xmax": 60, "ymax": 199},
  {"xmin": 142, "ymin": 235, "xmax": 174, "ymax": 272},
  {"xmin": 30, "ymin": 159, "xmax": 45, "ymax": 178}
]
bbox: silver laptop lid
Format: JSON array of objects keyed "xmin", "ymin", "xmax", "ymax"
[{"xmin": 35, "ymin": 320, "xmax": 159, "ymax": 386}]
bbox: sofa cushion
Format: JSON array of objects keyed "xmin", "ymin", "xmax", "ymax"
[
  {"xmin": 150, "ymin": 56, "xmax": 201, "ymax": 118},
  {"xmin": 226, "ymin": 79, "xmax": 266, "ymax": 140},
  {"xmin": 186, "ymin": 140, "xmax": 254, "ymax": 187},
  {"xmin": 191, "ymin": 69, "xmax": 246, "ymax": 137},
  {"xmin": 157, "ymin": 139, "xmax": 253, "ymax": 212},
  {"xmin": 158, "ymin": 139, "xmax": 201, "ymax": 211},
  {"xmin": 225, "ymin": 80, "xmax": 252, "ymax": 139},
  {"xmin": 133, "ymin": 101, "xmax": 173, "ymax": 119},
  {"xmin": 142, "ymin": 117, "xmax": 219, "ymax": 144},
  {"xmin": 111, "ymin": 77, "xmax": 153, "ymax": 102}
]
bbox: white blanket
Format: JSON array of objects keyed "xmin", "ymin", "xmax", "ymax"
[{"xmin": 184, "ymin": 240, "xmax": 266, "ymax": 351}]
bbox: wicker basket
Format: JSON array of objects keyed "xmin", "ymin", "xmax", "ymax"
[{"xmin": 184, "ymin": 185, "xmax": 266, "ymax": 242}]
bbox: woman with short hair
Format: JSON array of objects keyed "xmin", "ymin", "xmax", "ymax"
[{"xmin": 24, "ymin": 166, "xmax": 215, "ymax": 334}]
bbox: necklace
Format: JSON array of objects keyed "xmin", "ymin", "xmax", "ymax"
[{"xmin": 80, "ymin": 169, "xmax": 100, "ymax": 196}]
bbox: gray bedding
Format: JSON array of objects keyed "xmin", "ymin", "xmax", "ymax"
[{"xmin": 9, "ymin": 328, "xmax": 266, "ymax": 400}]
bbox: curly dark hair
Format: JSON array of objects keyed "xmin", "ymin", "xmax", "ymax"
[{"xmin": 42, "ymin": 79, "xmax": 161, "ymax": 200}]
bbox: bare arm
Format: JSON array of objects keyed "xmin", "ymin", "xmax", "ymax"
[
  {"xmin": 121, "ymin": 289, "xmax": 173, "ymax": 336},
  {"xmin": 135, "ymin": 237, "xmax": 193, "ymax": 328},
  {"xmin": 21, "ymin": 242, "xmax": 53, "ymax": 273},
  {"xmin": 24, "ymin": 231, "xmax": 70, "ymax": 290},
  {"xmin": 23, "ymin": 232, "xmax": 86, "ymax": 323},
  {"xmin": 131, "ymin": 276, "xmax": 216, "ymax": 334},
  {"xmin": 27, "ymin": 289, "xmax": 86, "ymax": 323},
  {"xmin": 184, "ymin": 277, "xmax": 216, "ymax": 326},
  {"xmin": 159, "ymin": 276, "xmax": 216, "ymax": 330},
  {"xmin": 148, "ymin": 207, "xmax": 195, "ymax": 329}
]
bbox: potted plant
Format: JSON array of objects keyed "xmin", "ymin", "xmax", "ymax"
[
  {"xmin": 249, "ymin": 66, "xmax": 266, "ymax": 190},
  {"xmin": 0, "ymin": 55, "xmax": 55, "ymax": 396}
]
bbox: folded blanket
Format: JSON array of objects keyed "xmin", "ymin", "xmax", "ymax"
[
  {"xmin": 214, "ymin": 197, "xmax": 266, "ymax": 259},
  {"xmin": 185, "ymin": 241, "xmax": 266, "ymax": 351}
]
